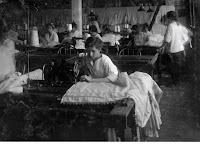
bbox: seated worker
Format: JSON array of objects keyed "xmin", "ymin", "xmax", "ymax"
[
  {"xmin": 80, "ymin": 37, "xmax": 119, "ymax": 83},
  {"xmin": 71, "ymin": 22, "xmax": 79, "ymax": 38},
  {"xmin": 89, "ymin": 16, "xmax": 101, "ymax": 34},
  {"xmin": 101, "ymin": 25, "xmax": 110, "ymax": 36},
  {"xmin": 7, "ymin": 29, "xmax": 24, "ymax": 45},
  {"xmin": 142, "ymin": 23, "xmax": 152, "ymax": 37},
  {"xmin": 62, "ymin": 22, "xmax": 79, "ymax": 45},
  {"xmin": 132, "ymin": 24, "xmax": 149, "ymax": 46},
  {"xmin": 41, "ymin": 23, "xmax": 59, "ymax": 48},
  {"xmin": 89, "ymin": 25, "xmax": 102, "ymax": 41},
  {"xmin": 127, "ymin": 25, "xmax": 139, "ymax": 47},
  {"xmin": 129, "ymin": 25, "xmax": 139, "ymax": 42}
]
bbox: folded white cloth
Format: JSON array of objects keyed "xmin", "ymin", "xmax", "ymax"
[
  {"xmin": 128, "ymin": 72, "xmax": 162, "ymax": 131},
  {"xmin": 102, "ymin": 33, "xmax": 122, "ymax": 46},
  {"xmin": 145, "ymin": 34, "xmax": 164, "ymax": 47}
]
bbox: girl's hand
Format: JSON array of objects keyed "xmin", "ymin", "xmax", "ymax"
[
  {"xmin": 157, "ymin": 47, "xmax": 165, "ymax": 54},
  {"xmin": 80, "ymin": 75, "xmax": 93, "ymax": 82}
]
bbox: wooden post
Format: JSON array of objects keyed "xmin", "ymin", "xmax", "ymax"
[
  {"xmin": 148, "ymin": 0, "xmax": 163, "ymax": 31},
  {"xmin": 72, "ymin": 0, "xmax": 82, "ymax": 37}
]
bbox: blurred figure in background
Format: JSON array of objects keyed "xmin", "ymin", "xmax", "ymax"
[
  {"xmin": 62, "ymin": 22, "xmax": 79, "ymax": 45},
  {"xmin": 71, "ymin": 22, "xmax": 79, "ymax": 38},
  {"xmin": 41, "ymin": 23, "xmax": 59, "ymax": 48},
  {"xmin": 89, "ymin": 25, "xmax": 102, "ymax": 41},
  {"xmin": 129, "ymin": 25, "xmax": 139, "ymax": 41},
  {"xmin": 142, "ymin": 23, "xmax": 152, "ymax": 37},
  {"xmin": 89, "ymin": 15, "xmax": 101, "ymax": 35},
  {"xmin": 0, "ymin": 19, "xmax": 17, "ymax": 82}
]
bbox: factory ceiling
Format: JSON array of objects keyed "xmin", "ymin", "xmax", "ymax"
[{"xmin": 0, "ymin": 0, "xmax": 164, "ymax": 11}]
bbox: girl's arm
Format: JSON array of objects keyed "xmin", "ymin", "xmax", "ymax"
[{"xmin": 81, "ymin": 75, "xmax": 111, "ymax": 83}]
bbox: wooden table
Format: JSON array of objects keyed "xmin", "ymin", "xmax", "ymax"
[
  {"xmin": 27, "ymin": 84, "xmax": 138, "ymax": 141},
  {"xmin": 0, "ymin": 85, "xmax": 138, "ymax": 141}
]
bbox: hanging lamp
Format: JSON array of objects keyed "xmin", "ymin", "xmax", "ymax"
[
  {"xmin": 137, "ymin": 4, "xmax": 145, "ymax": 12},
  {"xmin": 147, "ymin": 3, "xmax": 154, "ymax": 12}
]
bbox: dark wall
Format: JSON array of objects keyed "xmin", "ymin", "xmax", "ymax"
[{"xmin": 192, "ymin": 0, "xmax": 200, "ymax": 121}]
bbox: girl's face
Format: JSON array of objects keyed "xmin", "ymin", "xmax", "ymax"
[
  {"xmin": 166, "ymin": 18, "xmax": 173, "ymax": 26},
  {"xmin": 86, "ymin": 46, "xmax": 101, "ymax": 60},
  {"xmin": 47, "ymin": 26, "xmax": 53, "ymax": 33}
]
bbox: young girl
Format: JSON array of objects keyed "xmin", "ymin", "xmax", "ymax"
[
  {"xmin": 158, "ymin": 11, "xmax": 193, "ymax": 86},
  {"xmin": 42, "ymin": 23, "xmax": 60, "ymax": 48},
  {"xmin": 89, "ymin": 25, "xmax": 102, "ymax": 41},
  {"xmin": 81, "ymin": 37, "xmax": 118, "ymax": 83}
]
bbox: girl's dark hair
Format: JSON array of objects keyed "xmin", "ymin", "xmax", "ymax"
[
  {"xmin": 46, "ymin": 23, "xmax": 55, "ymax": 29},
  {"xmin": 0, "ymin": 19, "xmax": 7, "ymax": 39},
  {"xmin": 90, "ymin": 17, "xmax": 95, "ymax": 21},
  {"xmin": 131, "ymin": 25, "xmax": 139, "ymax": 34},
  {"xmin": 167, "ymin": 11, "xmax": 178, "ymax": 21},
  {"xmin": 85, "ymin": 37, "xmax": 103, "ymax": 51},
  {"xmin": 143, "ymin": 23, "xmax": 149, "ymax": 31},
  {"xmin": 131, "ymin": 25, "xmax": 138, "ymax": 31},
  {"xmin": 72, "ymin": 22, "xmax": 77, "ymax": 29},
  {"xmin": 166, "ymin": 11, "xmax": 180, "ymax": 25},
  {"xmin": 89, "ymin": 25, "xmax": 98, "ymax": 33},
  {"xmin": 143, "ymin": 23, "xmax": 149, "ymax": 28}
]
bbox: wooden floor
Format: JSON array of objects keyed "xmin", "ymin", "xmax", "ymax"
[{"xmin": 148, "ymin": 74, "xmax": 200, "ymax": 141}]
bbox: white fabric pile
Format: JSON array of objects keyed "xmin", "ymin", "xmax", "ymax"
[
  {"xmin": 0, "ymin": 69, "xmax": 43, "ymax": 94},
  {"xmin": 102, "ymin": 33, "xmax": 122, "ymax": 46},
  {"xmin": 75, "ymin": 39, "xmax": 85, "ymax": 49},
  {"xmin": 145, "ymin": 34, "xmax": 164, "ymax": 47}
]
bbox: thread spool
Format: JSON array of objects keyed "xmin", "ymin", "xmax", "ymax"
[
  {"xmin": 68, "ymin": 24, "xmax": 72, "ymax": 31},
  {"xmin": 24, "ymin": 22, "xmax": 28, "ymax": 30},
  {"xmin": 117, "ymin": 26, "xmax": 120, "ymax": 33},
  {"xmin": 86, "ymin": 24, "xmax": 89, "ymax": 30},
  {"xmin": 115, "ymin": 25, "xmax": 118, "ymax": 33},
  {"xmin": 30, "ymin": 28, "xmax": 39, "ymax": 47},
  {"xmin": 124, "ymin": 24, "xmax": 129, "ymax": 29}
]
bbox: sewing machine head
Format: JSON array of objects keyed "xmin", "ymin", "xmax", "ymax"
[{"xmin": 41, "ymin": 56, "xmax": 89, "ymax": 87}]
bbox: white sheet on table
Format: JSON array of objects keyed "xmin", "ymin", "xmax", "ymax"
[{"xmin": 61, "ymin": 71, "xmax": 163, "ymax": 131}]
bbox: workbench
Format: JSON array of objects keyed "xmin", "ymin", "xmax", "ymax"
[{"xmin": 0, "ymin": 84, "xmax": 138, "ymax": 141}]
